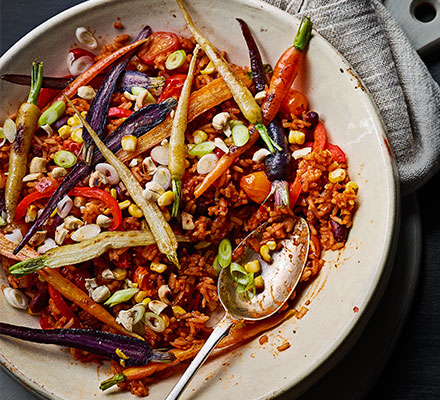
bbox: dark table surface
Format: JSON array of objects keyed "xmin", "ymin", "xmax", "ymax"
[{"xmin": 1, "ymin": 1, "xmax": 439, "ymax": 399}]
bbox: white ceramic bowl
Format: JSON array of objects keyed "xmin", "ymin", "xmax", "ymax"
[{"xmin": 0, "ymin": 0, "xmax": 399, "ymax": 399}]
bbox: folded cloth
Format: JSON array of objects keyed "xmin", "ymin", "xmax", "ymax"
[{"xmin": 264, "ymin": 0, "xmax": 440, "ymax": 195}]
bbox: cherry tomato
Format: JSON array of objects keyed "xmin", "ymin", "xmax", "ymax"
[
  {"xmin": 281, "ymin": 88, "xmax": 308, "ymax": 116},
  {"xmin": 158, "ymin": 74, "xmax": 187, "ymax": 102},
  {"xmin": 137, "ymin": 32, "xmax": 179, "ymax": 65},
  {"xmin": 240, "ymin": 171, "xmax": 272, "ymax": 204}
]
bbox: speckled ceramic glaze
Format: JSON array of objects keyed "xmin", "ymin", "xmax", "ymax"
[{"xmin": 0, "ymin": 0, "xmax": 399, "ymax": 399}]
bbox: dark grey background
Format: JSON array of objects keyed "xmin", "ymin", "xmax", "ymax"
[{"xmin": 1, "ymin": 1, "xmax": 439, "ymax": 399}]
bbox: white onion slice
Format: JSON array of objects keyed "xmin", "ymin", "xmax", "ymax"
[
  {"xmin": 150, "ymin": 145, "xmax": 169, "ymax": 165},
  {"xmin": 57, "ymin": 195, "xmax": 73, "ymax": 218},
  {"xmin": 5, "ymin": 228, "xmax": 23, "ymax": 243},
  {"xmin": 71, "ymin": 224, "xmax": 101, "ymax": 242},
  {"xmin": 152, "ymin": 166, "xmax": 171, "ymax": 190},
  {"xmin": 75, "ymin": 27, "xmax": 98, "ymax": 49},
  {"xmin": 3, "ymin": 288, "xmax": 29, "ymax": 310},
  {"xmin": 197, "ymin": 153, "xmax": 219, "ymax": 175},
  {"xmin": 3, "ymin": 118, "xmax": 17, "ymax": 142},
  {"xmin": 67, "ymin": 54, "xmax": 94, "ymax": 76},
  {"xmin": 95, "ymin": 163, "xmax": 120, "ymax": 185}
]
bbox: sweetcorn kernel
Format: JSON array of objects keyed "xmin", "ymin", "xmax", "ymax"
[
  {"xmin": 134, "ymin": 290, "xmax": 148, "ymax": 303},
  {"xmin": 113, "ymin": 268, "xmax": 127, "ymax": 280},
  {"xmin": 128, "ymin": 203, "xmax": 143, "ymax": 218},
  {"xmin": 157, "ymin": 191, "xmax": 174, "ymax": 207},
  {"xmin": 118, "ymin": 200, "xmax": 131, "ymax": 210},
  {"xmin": 244, "ymin": 260, "xmax": 261, "ymax": 274},
  {"xmin": 345, "ymin": 181, "xmax": 358, "ymax": 192},
  {"xmin": 142, "ymin": 297, "xmax": 152, "ymax": 306},
  {"xmin": 328, "ymin": 168, "xmax": 346, "ymax": 183},
  {"xmin": 70, "ymin": 128, "xmax": 84, "ymax": 143},
  {"xmin": 110, "ymin": 188, "xmax": 118, "ymax": 199},
  {"xmin": 172, "ymin": 305, "xmax": 187, "ymax": 318},
  {"xmin": 260, "ymin": 244, "xmax": 271, "ymax": 262},
  {"xmin": 254, "ymin": 275, "xmax": 264, "ymax": 289},
  {"xmin": 58, "ymin": 125, "xmax": 71, "ymax": 139},
  {"xmin": 266, "ymin": 240, "xmax": 277, "ymax": 251},
  {"xmin": 121, "ymin": 135, "xmax": 138, "ymax": 152},
  {"xmin": 288, "ymin": 130, "xmax": 305, "ymax": 145},
  {"xmin": 200, "ymin": 61, "xmax": 215, "ymax": 75},
  {"xmin": 67, "ymin": 115, "xmax": 81, "ymax": 127},
  {"xmin": 150, "ymin": 262, "xmax": 167, "ymax": 273}
]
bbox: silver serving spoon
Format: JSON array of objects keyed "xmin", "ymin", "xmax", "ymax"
[{"xmin": 165, "ymin": 216, "xmax": 310, "ymax": 400}]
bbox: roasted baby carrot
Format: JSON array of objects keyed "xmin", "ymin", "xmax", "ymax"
[
  {"xmin": 261, "ymin": 16, "xmax": 312, "ymax": 124},
  {"xmin": 5, "ymin": 62, "xmax": 43, "ymax": 222}
]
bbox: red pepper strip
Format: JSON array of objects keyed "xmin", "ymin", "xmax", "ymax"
[
  {"xmin": 38, "ymin": 88, "xmax": 60, "ymax": 109},
  {"xmin": 158, "ymin": 74, "xmax": 187, "ymax": 103},
  {"xmin": 48, "ymin": 285, "xmax": 81, "ymax": 328},
  {"xmin": 69, "ymin": 48, "xmax": 96, "ymax": 60},
  {"xmin": 15, "ymin": 187, "xmax": 122, "ymax": 230},
  {"xmin": 289, "ymin": 175, "xmax": 302, "ymax": 209},
  {"xmin": 108, "ymin": 107, "xmax": 133, "ymax": 118},
  {"xmin": 326, "ymin": 142, "xmax": 346, "ymax": 163},
  {"xmin": 312, "ymin": 121, "xmax": 327, "ymax": 152}
]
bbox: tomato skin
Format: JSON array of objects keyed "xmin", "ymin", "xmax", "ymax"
[
  {"xmin": 133, "ymin": 266, "xmax": 151, "ymax": 291},
  {"xmin": 240, "ymin": 171, "xmax": 272, "ymax": 203},
  {"xmin": 158, "ymin": 74, "xmax": 187, "ymax": 102},
  {"xmin": 137, "ymin": 32, "xmax": 179, "ymax": 65},
  {"xmin": 281, "ymin": 88, "xmax": 308, "ymax": 116}
]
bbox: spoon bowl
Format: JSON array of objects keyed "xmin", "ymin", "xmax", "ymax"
[{"xmin": 165, "ymin": 215, "xmax": 310, "ymax": 400}]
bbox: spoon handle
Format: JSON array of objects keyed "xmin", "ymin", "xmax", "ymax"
[{"xmin": 165, "ymin": 315, "xmax": 234, "ymax": 400}]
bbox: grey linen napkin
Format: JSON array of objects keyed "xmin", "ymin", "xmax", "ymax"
[{"xmin": 264, "ymin": 0, "xmax": 440, "ymax": 196}]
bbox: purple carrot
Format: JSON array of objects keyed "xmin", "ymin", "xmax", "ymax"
[
  {"xmin": 81, "ymin": 25, "xmax": 153, "ymax": 164},
  {"xmin": 237, "ymin": 18, "xmax": 291, "ymax": 207},
  {"xmin": 13, "ymin": 98, "xmax": 177, "ymax": 254},
  {"xmin": 0, "ymin": 322, "xmax": 175, "ymax": 366},
  {"xmin": 1, "ymin": 70, "xmax": 165, "ymax": 93}
]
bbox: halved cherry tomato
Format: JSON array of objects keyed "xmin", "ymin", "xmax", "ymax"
[
  {"xmin": 240, "ymin": 171, "xmax": 272, "ymax": 204},
  {"xmin": 158, "ymin": 74, "xmax": 187, "ymax": 102},
  {"xmin": 281, "ymin": 88, "xmax": 308, "ymax": 117},
  {"xmin": 133, "ymin": 266, "xmax": 152, "ymax": 291},
  {"xmin": 137, "ymin": 32, "xmax": 179, "ymax": 65}
]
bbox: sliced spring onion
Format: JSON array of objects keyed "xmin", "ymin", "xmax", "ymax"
[
  {"xmin": 53, "ymin": 150, "xmax": 77, "ymax": 168},
  {"xmin": 212, "ymin": 255, "xmax": 222, "ymax": 273},
  {"xmin": 230, "ymin": 262, "xmax": 250, "ymax": 286},
  {"xmin": 231, "ymin": 124, "xmax": 250, "ymax": 147},
  {"xmin": 0, "ymin": 127, "xmax": 4, "ymax": 139},
  {"xmin": 188, "ymin": 141, "xmax": 216, "ymax": 157},
  {"xmin": 143, "ymin": 312, "xmax": 167, "ymax": 333},
  {"xmin": 217, "ymin": 238, "xmax": 232, "ymax": 268},
  {"xmin": 3, "ymin": 118, "xmax": 17, "ymax": 142},
  {"xmin": 196, "ymin": 153, "xmax": 218, "ymax": 174},
  {"xmin": 104, "ymin": 288, "xmax": 139, "ymax": 307},
  {"xmin": 166, "ymin": 50, "xmax": 187, "ymax": 70},
  {"xmin": 38, "ymin": 101, "xmax": 66, "ymax": 127},
  {"xmin": 255, "ymin": 123, "xmax": 282, "ymax": 153}
]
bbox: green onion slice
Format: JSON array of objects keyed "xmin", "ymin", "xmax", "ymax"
[
  {"xmin": 0, "ymin": 127, "xmax": 4, "ymax": 140},
  {"xmin": 230, "ymin": 262, "xmax": 250, "ymax": 286},
  {"xmin": 212, "ymin": 255, "xmax": 222, "ymax": 273},
  {"xmin": 232, "ymin": 124, "xmax": 250, "ymax": 147},
  {"xmin": 236, "ymin": 273, "xmax": 256, "ymax": 298},
  {"xmin": 53, "ymin": 150, "xmax": 77, "ymax": 168},
  {"xmin": 38, "ymin": 100, "xmax": 66, "ymax": 127},
  {"xmin": 188, "ymin": 141, "xmax": 216, "ymax": 157},
  {"xmin": 104, "ymin": 288, "xmax": 139, "ymax": 307},
  {"xmin": 218, "ymin": 238, "xmax": 232, "ymax": 268},
  {"xmin": 165, "ymin": 50, "xmax": 187, "ymax": 70}
]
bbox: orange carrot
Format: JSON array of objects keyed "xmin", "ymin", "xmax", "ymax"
[
  {"xmin": 194, "ymin": 125, "xmax": 259, "ymax": 198},
  {"xmin": 261, "ymin": 17, "xmax": 312, "ymax": 125},
  {"xmin": 44, "ymin": 38, "xmax": 148, "ymax": 110}
]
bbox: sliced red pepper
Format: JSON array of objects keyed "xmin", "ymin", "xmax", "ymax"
[
  {"xmin": 15, "ymin": 187, "xmax": 122, "ymax": 230},
  {"xmin": 38, "ymin": 88, "xmax": 60, "ymax": 109},
  {"xmin": 108, "ymin": 107, "xmax": 133, "ymax": 119},
  {"xmin": 326, "ymin": 142, "xmax": 346, "ymax": 163},
  {"xmin": 137, "ymin": 32, "xmax": 179, "ymax": 65},
  {"xmin": 289, "ymin": 175, "xmax": 302, "ymax": 209},
  {"xmin": 39, "ymin": 315, "xmax": 53, "ymax": 330},
  {"xmin": 313, "ymin": 121, "xmax": 327, "ymax": 152},
  {"xmin": 48, "ymin": 285, "xmax": 81, "ymax": 328},
  {"xmin": 158, "ymin": 74, "xmax": 187, "ymax": 102}
]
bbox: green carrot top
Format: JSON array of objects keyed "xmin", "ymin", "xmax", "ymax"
[
  {"xmin": 27, "ymin": 61, "xmax": 44, "ymax": 106},
  {"xmin": 293, "ymin": 16, "xmax": 313, "ymax": 51}
]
